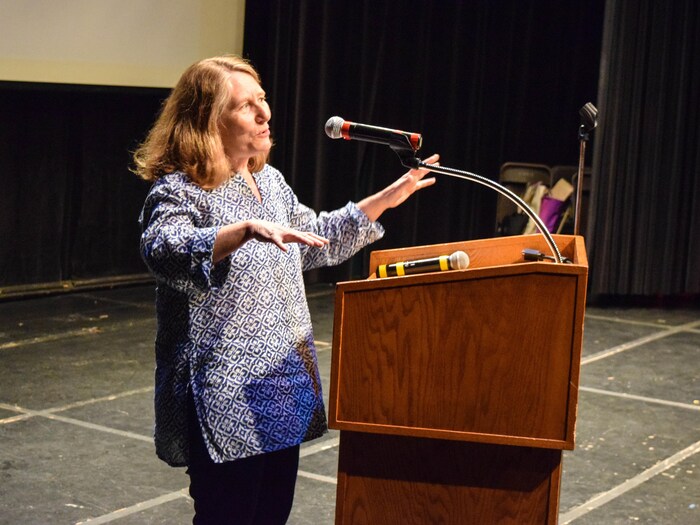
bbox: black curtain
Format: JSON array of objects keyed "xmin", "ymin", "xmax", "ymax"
[
  {"xmin": 588, "ymin": 0, "xmax": 700, "ymax": 298},
  {"xmin": 244, "ymin": 0, "xmax": 604, "ymax": 282},
  {"xmin": 0, "ymin": 82, "xmax": 168, "ymax": 290}
]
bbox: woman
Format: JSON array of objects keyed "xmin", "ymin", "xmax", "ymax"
[{"xmin": 133, "ymin": 55, "xmax": 438, "ymax": 524}]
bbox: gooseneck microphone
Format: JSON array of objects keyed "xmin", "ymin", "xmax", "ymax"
[
  {"xmin": 324, "ymin": 112, "xmax": 566, "ymax": 262},
  {"xmin": 325, "ymin": 116, "xmax": 422, "ymax": 151},
  {"xmin": 377, "ymin": 251, "xmax": 470, "ymax": 278}
]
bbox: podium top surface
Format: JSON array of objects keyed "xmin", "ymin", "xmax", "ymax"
[{"xmin": 366, "ymin": 234, "xmax": 587, "ymax": 282}]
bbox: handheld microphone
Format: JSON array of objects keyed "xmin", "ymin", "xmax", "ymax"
[
  {"xmin": 377, "ymin": 251, "xmax": 470, "ymax": 278},
  {"xmin": 325, "ymin": 116, "xmax": 422, "ymax": 151}
]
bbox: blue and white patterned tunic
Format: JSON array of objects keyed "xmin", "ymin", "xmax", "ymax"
[{"xmin": 139, "ymin": 165, "xmax": 384, "ymax": 467}]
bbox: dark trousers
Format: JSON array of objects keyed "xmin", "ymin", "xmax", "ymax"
[{"xmin": 187, "ymin": 408, "xmax": 300, "ymax": 524}]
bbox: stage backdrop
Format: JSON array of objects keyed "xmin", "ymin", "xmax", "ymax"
[{"xmin": 7, "ymin": 1, "xmax": 696, "ymax": 300}]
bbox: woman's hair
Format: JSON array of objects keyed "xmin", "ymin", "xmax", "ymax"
[{"xmin": 131, "ymin": 55, "xmax": 269, "ymax": 188}]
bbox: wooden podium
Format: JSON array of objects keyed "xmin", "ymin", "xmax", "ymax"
[{"xmin": 329, "ymin": 234, "xmax": 588, "ymax": 524}]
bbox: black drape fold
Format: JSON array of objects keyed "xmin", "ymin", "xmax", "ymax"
[{"xmin": 589, "ymin": 0, "xmax": 700, "ymax": 297}]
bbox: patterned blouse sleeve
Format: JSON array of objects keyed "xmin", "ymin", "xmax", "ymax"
[
  {"xmin": 283, "ymin": 180, "xmax": 385, "ymax": 271},
  {"xmin": 139, "ymin": 178, "xmax": 229, "ymax": 294}
]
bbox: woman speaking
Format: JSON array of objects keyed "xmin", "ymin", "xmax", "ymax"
[{"xmin": 133, "ymin": 55, "xmax": 437, "ymax": 524}]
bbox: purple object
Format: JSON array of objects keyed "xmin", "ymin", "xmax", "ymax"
[{"xmin": 539, "ymin": 196, "xmax": 568, "ymax": 232}]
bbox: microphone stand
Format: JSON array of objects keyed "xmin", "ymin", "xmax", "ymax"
[
  {"xmin": 574, "ymin": 102, "xmax": 598, "ymax": 235},
  {"xmin": 391, "ymin": 147, "xmax": 564, "ymax": 264},
  {"xmin": 574, "ymin": 135, "xmax": 587, "ymax": 236}
]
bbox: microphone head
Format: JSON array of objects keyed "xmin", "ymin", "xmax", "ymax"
[
  {"xmin": 579, "ymin": 102, "xmax": 598, "ymax": 131},
  {"xmin": 449, "ymin": 250, "xmax": 470, "ymax": 270},
  {"xmin": 325, "ymin": 116, "xmax": 344, "ymax": 139}
]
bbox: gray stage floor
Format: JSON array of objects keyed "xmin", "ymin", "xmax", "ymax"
[{"xmin": 1, "ymin": 284, "xmax": 698, "ymax": 524}]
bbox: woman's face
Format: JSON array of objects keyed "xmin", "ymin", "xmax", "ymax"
[{"xmin": 218, "ymin": 71, "xmax": 272, "ymax": 172}]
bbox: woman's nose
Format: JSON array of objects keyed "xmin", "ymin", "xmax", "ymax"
[{"xmin": 257, "ymin": 102, "xmax": 271, "ymax": 122}]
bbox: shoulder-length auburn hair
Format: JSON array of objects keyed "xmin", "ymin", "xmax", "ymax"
[{"xmin": 132, "ymin": 55, "xmax": 269, "ymax": 189}]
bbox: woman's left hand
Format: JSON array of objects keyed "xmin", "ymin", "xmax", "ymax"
[{"xmin": 357, "ymin": 153, "xmax": 439, "ymax": 222}]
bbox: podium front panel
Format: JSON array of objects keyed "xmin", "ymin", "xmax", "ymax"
[{"xmin": 330, "ymin": 263, "xmax": 586, "ymax": 449}]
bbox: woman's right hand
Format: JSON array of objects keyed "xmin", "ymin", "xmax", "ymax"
[
  {"xmin": 213, "ymin": 219, "xmax": 329, "ymax": 262},
  {"xmin": 245, "ymin": 219, "xmax": 329, "ymax": 252}
]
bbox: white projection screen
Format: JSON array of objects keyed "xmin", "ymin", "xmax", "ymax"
[{"xmin": 0, "ymin": 0, "xmax": 246, "ymax": 88}]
